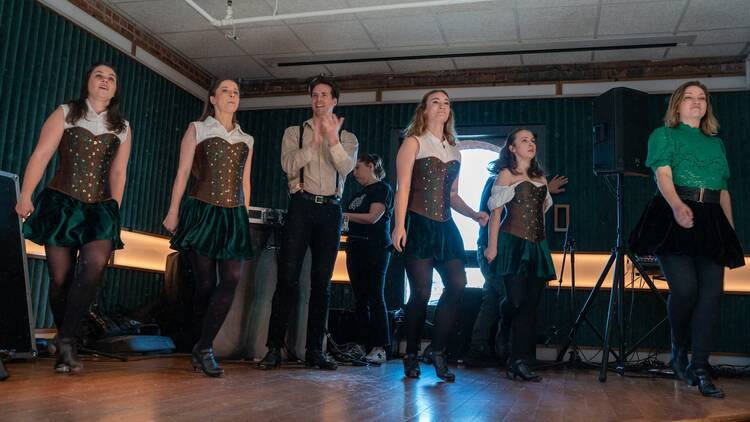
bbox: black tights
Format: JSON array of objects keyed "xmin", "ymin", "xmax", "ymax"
[
  {"xmin": 657, "ymin": 254, "xmax": 724, "ymax": 369},
  {"xmin": 404, "ymin": 258, "xmax": 466, "ymax": 354},
  {"xmin": 189, "ymin": 251, "xmax": 244, "ymax": 350},
  {"xmin": 45, "ymin": 240, "xmax": 113, "ymax": 339},
  {"xmin": 500, "ymin": 274, "xmax": 546, "ymax": 362}
]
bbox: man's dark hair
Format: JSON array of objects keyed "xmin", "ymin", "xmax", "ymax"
[{"xmin": 308, "ymin": 75, "xmax": 340, "ymax": 100}]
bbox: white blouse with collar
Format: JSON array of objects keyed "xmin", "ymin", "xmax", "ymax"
[
  {"xmin": 192, "ymin": 116, "xmax": 254, "ymax": 148},
  {"xmin": 60, "ymin": 100, "xmax": 130, "ymax": 143}
]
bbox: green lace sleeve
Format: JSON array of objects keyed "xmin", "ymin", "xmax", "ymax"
[{"xmin": 645, "ymin": 126, "xmax": 673, "ymax": 170}]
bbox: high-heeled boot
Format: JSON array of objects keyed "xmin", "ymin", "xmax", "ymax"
[
  {"xmin": 403, "ymin": 353, "xmax": 420, "ymax": 378},
  {"xmin": 431, "ymin": 350, "xmax": 456, "ymax": 382},
  {"xmin": 685, "ymin": 364, "xmax": 724, "ymax": 398},
  {"xmin": 192, "ymin": 344, "xmax": 224, "ymax": 378},
  {"xmin": 55, "ymin": 337, "xmax": 83, "ymax": 373},
  {"xmin": 506, "ymin": 359, "xmax": 541, "ymax": 382},
  {"xmin": 670, "ymin": 343, "xmax": 689, "ymax": 381}
]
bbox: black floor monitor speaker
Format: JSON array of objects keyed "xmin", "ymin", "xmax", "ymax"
[
  {"xmin": 0, "ymin": 171, "xmax": 37, "ymax": 359},
  {"xmin": 593, "ymin": 87, "xmax": 651, "ymax": 175}
]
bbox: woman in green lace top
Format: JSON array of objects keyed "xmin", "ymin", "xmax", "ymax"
[{"xmin": 630, "ymin": 81, "xmax": 744, "ymax": 399}]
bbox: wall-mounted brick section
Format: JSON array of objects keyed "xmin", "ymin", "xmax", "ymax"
[
  {"xmin": 60, "ymin": 0, "xmax": 212, "ymax": 88},
  {"xmin": 240, "ymin": 56, "xmax": 746, "ymax": 97}
]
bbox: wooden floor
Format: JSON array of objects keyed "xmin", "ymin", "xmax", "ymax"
[{"xmin": 1, "ymin": 356, "xmax": 750, "ymax": 422}]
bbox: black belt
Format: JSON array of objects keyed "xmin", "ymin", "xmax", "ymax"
[
  {"xmin": 296, "ymin": 191, "xmax": 340, "ymax": 205},
  {"xmin": 347, "ymin": 234, "xmax": 369, "ymax": 241},
  {"xmin": 673, "ymin": 185, "xmax": 721, "ymax": 204}
]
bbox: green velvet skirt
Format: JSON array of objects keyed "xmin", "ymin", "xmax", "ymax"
[
  {"xmin": 170, "ymin": 197, "xmax": 252, "ymax": 260},
  {"xmin": 23, "ymin": 188, "xmax": 123, "ymax": 249},
  {"xmin": 403, "ymin": 211, "xmax": 465, "ymax": 262},
  {"xmin": 490, "ymin": 231, "xmax": 556, "ymax": 281}
]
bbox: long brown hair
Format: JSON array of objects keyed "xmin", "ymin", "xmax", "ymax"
[
  {"xmin": 198, "ymin": 79, "xmax": 239, "ymax": 124},
  {"xmin": 403, "ymin": 89, "xmax": 457, "ymax": 146},
  {"xmin": 663, "ymin": 80, "xmax": 719, "ymax": 136},
  {"xmin": 66, "ymin": 63, "xmax": 127, "ymax": 134},
  {"xmin": 488, "ymin": 128, "xmax": 545, "ymax": 178}
]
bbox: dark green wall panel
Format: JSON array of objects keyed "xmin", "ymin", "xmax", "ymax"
[{"xmin": 240, "ymin": 93, "xmax": 749, "ymax": 253}]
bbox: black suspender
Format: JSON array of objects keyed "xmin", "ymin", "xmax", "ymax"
[{"xmin": 298, "ymin": 122, "xmax": 340, "ymax": 196}]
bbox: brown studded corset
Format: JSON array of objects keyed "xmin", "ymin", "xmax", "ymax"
[
  {"xmin": 408, "ymin": 157, "xmax": 460, "ymax": 222},
  {"xmin": 48, "ymin": 127, "xmax": 120, "ymax": 203},
  {"xmin": 500, "ymin": 181, "xmax": 548, "ymax": 242},
  {"xmin": 189, "ymin": 137, "xmax": 249, "ymax": 208}
]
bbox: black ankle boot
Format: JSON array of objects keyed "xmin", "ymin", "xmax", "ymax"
[
  {"xmin": 257, "ymin": 347, "xmax": 282, "ymax": 370},
  {"xmin": 55, "ymin": 338, "xmax": 82, "ymax": 373},
  {"xmin": 305, "ymin": 350, "xmax": 337, "ymax": 370},
  {"xmin": 685, "ymin": 364, "xmax": 724, "ymax": 398},
  {"xmin": 670, "ymin": 343, "xmax": 688, "ymax": 381},
  {"xmin": 428, "ymin": 349, "xmax": 455, "ymax": 382},
  {"xmin": 403, "ymin": 353, "xmax": 420, "ymax": 378},
  {"xmin": 192, "ymin": 345, "xmax": 224, "ymax": 377},
  {"xmin": 507, "ymin": 359, "xmax": 541, "ymax": 382}
]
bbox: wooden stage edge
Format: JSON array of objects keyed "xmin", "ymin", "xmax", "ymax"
[{"xmin": 1, "ymin": 356, "xmax": 750, "ymax": 422}]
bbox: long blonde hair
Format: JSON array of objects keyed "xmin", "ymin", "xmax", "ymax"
[
  {"xmin": 403, "ymin": 89, "xmax": 457, "ymax": 145},
  {"xmin": 663, "ymin": 80, "xmax": 719, "ymax": 136}
]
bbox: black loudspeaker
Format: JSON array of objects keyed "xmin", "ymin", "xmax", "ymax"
[
  {"xmin": 0, "ymin": 171, "xmax": 37, "ymax": 359},
  {"xmin": 592, "ymin": 87, "xmax": 651, "ymax": 175}
]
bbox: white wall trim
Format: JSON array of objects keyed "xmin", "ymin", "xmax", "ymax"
[
  {"xmin": 238, "ymin": 76, "xmax": 748, "ymax": 110},
  {"xmin": 38, "ymin": 0, "xmax": 207, "ymax": 100}
]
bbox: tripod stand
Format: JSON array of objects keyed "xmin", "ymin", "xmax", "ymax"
[
  {"xmin": 556, "ymin": 173, "xmax": 668, "ymax": 382},
  {"xmin": 551, "ymin": 228, "xmax": 586, "ymax": 367}
]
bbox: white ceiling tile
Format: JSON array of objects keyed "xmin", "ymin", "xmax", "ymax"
[
  {"xmin": 193, "ymin": 56, "xmax": 272, "ymax": 79},
  {"xmin": 453, "ymin": 54, "xmax": 522, "ymax": 69},
  {"xmin": 325, "ymin": 62, "xmax": 393, "ymax": 76},
  {"xmin": 265, "ymin": 64, "xmax": 331, "ymax": 79},
  {"xmin": 519, "ymin": 6, "xmax": 598, "ymax": 39},
  {"xmin": 689, "ymin": 28, "xmax": 750, "ymax": 45},
  {"xmin": 599, "ymin": 1, "xmax": 686, "ymax": 35},
  {"xmin": 388, "ymin": 58, "xmax": 456, "ymax": 73},
  {"xmin": 592, "ymin": 47, "xmax": 667, "ymax": 62},
  {"xmin": 518, "ymin": 0, "xmax": 598, "ymax": 7},
  {"xmin": 289, "ymin": 20, "xmax": 375, "ymax": 51},
  {"xmin": 432, "ymin": 0, "xmax": 513, "ymax": 13},
  {"xmin": 437, "ymin": 10, "xmax": 517, "ymax": 43},
  {"xmin": 522, "ymin": 51, "xmax": 592, "ymax": 65},
  {"xmin": 159, "ymin": 30, "xmax": 245, "ymax": 58},
  {"xmin": 233, "ymin": 26, "xmax": 309, "ymax": 55},
  {"xmin": 666, "ymin": 43, "xmax": 747, "ymax": 58},
  {"xmin": 194, "ymin": 0, "xmax": 275, "ymax": 19},
  {"xmin": 262, "ymin": 0, "xmax": 355, "ymax": 23},
  {"xmin": 349, "ymin": 0, "xmax": 428, "ymax": 18},
  {"xmin": 360, "ymin": 16, "xmax": 444, "ymax": 48},
  {"xmin": 114, "ymin": 0, "xmax": 214, "ymax": 33},
  {"xmin": 680, "ymin": 0, "xmax": 750, "ymax": 31}
]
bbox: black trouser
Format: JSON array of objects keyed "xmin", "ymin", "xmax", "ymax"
[
  {"xmin": 501, "ymin": 274, "xmax": 546, "ymax": 362},
  {"xmin": 346, "ymin": 241, "xmax": 391, "ymax": 349},
  {"xmin": 657, "ymin": 254, "xmax": 724, "ymax": 369},
  {"xmin": 266, "ymin": 193, "xmax": 342, "ymax": 351},
  {"xmin": 469, "ymin": 247, "xmax": 505, "ymax": 350}
]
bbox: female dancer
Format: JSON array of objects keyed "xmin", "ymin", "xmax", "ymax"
[
  {"xmin": 392, "ymin": 89, "xmax": 488, "ymax": 382},
  {"xmin": 484, "ymin": 128, "xmax": 555, "ymax": 382},
  {"xmin": 163, "ymin": 79, "xmax": 254, "ymax": 377},
  {"xmin": 344, "ymin": 153, "xmax": 394, "ymax": 364},
  {"xmin": 630, "ymin": 81, "xmax": 744, "ymax": 398},
  {"xmin": 16, "ymin": 63, "xmax": 132, "ymax": 373}
]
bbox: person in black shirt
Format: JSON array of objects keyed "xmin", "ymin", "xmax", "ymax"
[{"xmin": 343, "ymin": 154, "xmax": 394, "ymax": 364}]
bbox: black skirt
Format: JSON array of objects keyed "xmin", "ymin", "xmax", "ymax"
[{"xmin": 629, "ymin": 194, "xmax": 744, "ymax": 269}]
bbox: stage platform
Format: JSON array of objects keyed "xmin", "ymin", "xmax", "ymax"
[{"xmin": 1, "ymin": 357, "xmax": 750, "ymax": 421}]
